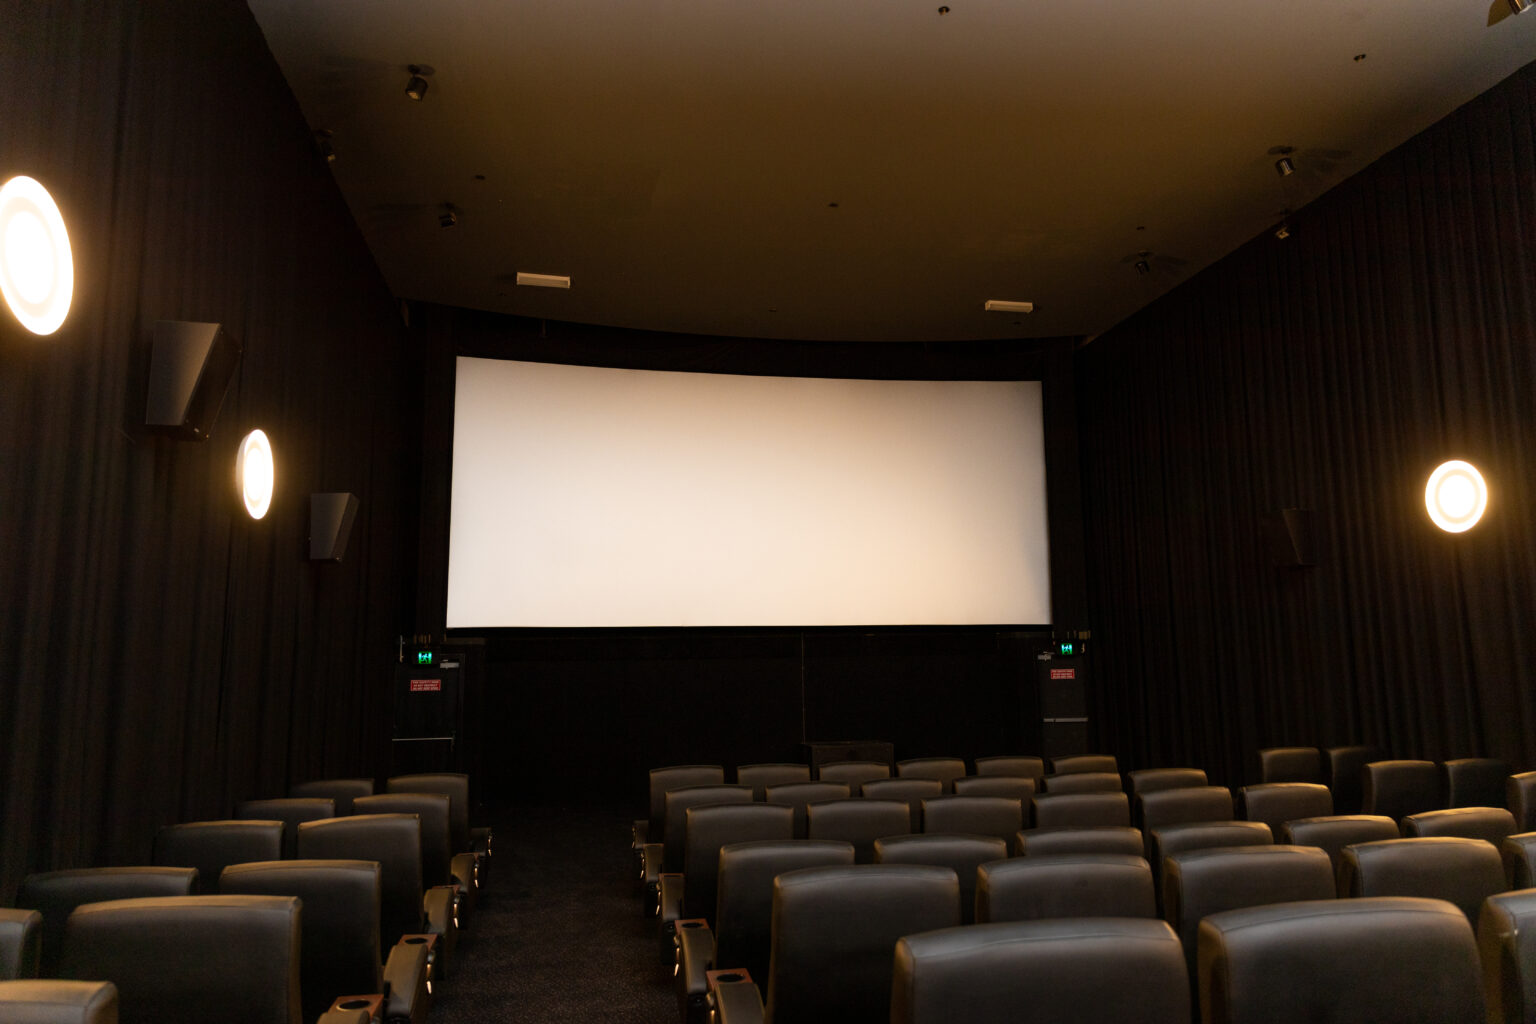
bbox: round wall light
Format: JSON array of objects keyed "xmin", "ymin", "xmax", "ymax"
[
  {"xmin": 0, "ymin": 175, "xmax": 74, "ymax": 335},
  {"xmin": 1425, "ymin": 459, "xmax": 1487, "ymax": 533},
  {"xmin": 237, "ymin": 429, "xmax": 275, "ymax": 520}
]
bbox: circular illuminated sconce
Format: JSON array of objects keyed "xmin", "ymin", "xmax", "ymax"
[
  {"xmin": 1425, "ymin": 459, "xmax": 1487, "ymax": 533},
  {"xmin": 0, "ymin": 175, "xmax": 74, "ymax": 335},
  {"xmin": 236, "ymin": 429, "xmax": 275, "ymax": 520}
]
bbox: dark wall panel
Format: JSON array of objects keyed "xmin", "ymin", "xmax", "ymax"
[
  {"xmin": 0, "ymin": 1, "xmax": 413, "ymax": 901},
  {"xmin": 1075, "ymin": 60, "xmax": 1536, "ymax": 787}
]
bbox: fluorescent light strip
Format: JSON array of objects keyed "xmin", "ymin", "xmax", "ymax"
[{"xmin": 515, "ymin": 272, "xmax": 570, "ymax": 289}]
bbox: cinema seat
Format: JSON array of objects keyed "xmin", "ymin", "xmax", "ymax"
[
  {"xmin": 386, "ymin": 772, "xmax": 493, "ymax": 878},
  {"xmin": 874, "ymin": 834, "xmax": 1007, "ymax": 924},
  {"xmin": 1126, "ymin": 768, "xmax": 1208, "ymax": 798},
  {"xmin": 660, "ymin": 804, "xmax": 793, "ymax": 957},
  {"xmin": 1401, "ymin": 806, "xmax": 1516, "ymax": 845},
  {"xmin": 1147, "ymin": 822, "xmax": 1273, "ymax": 910},
  {"xmin": 1048, "ymin": 754, "xmax": 1118, "ymax": 775},
  {"xmin": 816, "ymin": 761, "xmax": 890, "ymax": 789},
  {"xmin": 891, "ymin": 918, "xmax": 1189, "ymax": 1024},
  {"xmin": 0, "ymin": 981, "xmax": 117, "ymax": 1024},
  {"xmin": 734, "ymin": 764, "xmax": 809, "ymax": 801},
  {"xmin": 763, "ymin": 781, "xmax": 850, "ymax": 839},
  {"xmin": 1041, "ymin": 772, "xmax": 1121, "ymax": 794},
  {"xmin": 151, "ymin": 820, "xmax": 283, "ymax": 895},
  {"xmin": 921, "ymin": 796, "xmax": 1024, "ymax": 843},
  {"xmin": 1030, "ymin": 791, "xmax": 1130, "ymax": 829},
  {"xmin": 860, "ymin": 777, "xmax": 942, "ymax": 832},
  {"xmin": 972, "ymin": 756, "xmax": 1045, "ymax": 781},
  {"xmin": 644, "ymin": 784, "xmax": 754, "ymax": 909},
  {"xmin": 1324, "ymin": 746, "xmax": 1383, "ymax": 816},
  {"xmin": 896, "ymin": 758, "xmax": 967, "ymax": 794},
  {"xmin": 57, "ymin": 895, "xmax": 303, "ymax": 1024},
  {"xmin": 354, "ymin": 792, "xmax": 474, "ymax": 920},
  {"xmin": 1278, "ymin": 815, "xmax": 1400, "ymax": 893},
  {"xmin": 636, "ymin": 766, "xmax": 726, "ymax": 856},
  {"xmin": 1163, "ymin": 846, "xmax": 1335, "ymax": 976},
  {"xmin": 235, "ymin": 797, "xmax": 335, "ymax": 858},
  {"xmin": 1339, "ymin": 837, "xmax": 1506, "ymax": 925},
  {"xmin": 1257, "ymin": 746, "xmax": 1324, "ymax": 785},
  {"xmin": 1237, "ymin": 783, "xmax": 1333, "ymax": 837},
  {"xmin": 1360, "ymin": 760, "xmax": 1441, "ymax": 822},
  {"xmin": 14, "ymin": 868, "xmax": 198, "ymax": 978},
  {"xmin": 975, "ymin": 854, "xmax": 1154, "ymax": 923},
  {"xmin": 1013, "ymin": 825, "xmax": 1145, "ymax": 858},
  {"xmin": 220, "ymin": 860, "xmax": 429, "ymax": 1024},
  {"xmin": 1503, "ymin": 834, "xmax": 1536, "ymax": 889},
  {"xmin": 1477, "ymin": 888, "xmax": 1536, "ymax": 1024},
  {"xmin": 675, "ymin": 840, "xmax": 854, "ymax": 1024},
  {"xmin": 748, "ymin": 864, "xmax": 961, "ymax": 1023},
  {"xmin": 0, "ymin": 910, "xmax": 41, "ymax": 980},
  {"xmin": 1511, "ymin": 773, "xmax": 1536, "ymax": 832},
  {"xmin": 952, "ymin": 776, "xmax": 1036, "ymax": 801},
  {"xmin": 1137, "ymin": 786, "xmax": 1234, "ymax": 838},
  {"xmin": 805, "ymin": 799, "xmax": 911, "ymax": 862},
  {"xmin": 1441, "ymin": 758, "xmax": 1509, "ymax": 809},
  {"xmin": 296, "ymin": 814, "xmax": 456, "ymax": 978},
  {"xmin": 1196, "ymin": 897, "xmax": 1483, "ymax": 1023},
  {"xmin": 291, "ymin": 778, "xmax": 375, "ymax": 816}
]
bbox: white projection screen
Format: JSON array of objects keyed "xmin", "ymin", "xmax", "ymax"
[{"xmin": 446, "ymin": 357, "xmax": 1051, "ymax": 628}]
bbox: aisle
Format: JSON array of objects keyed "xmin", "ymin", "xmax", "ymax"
[{"xmin": 430, "ymin": 804, "xmax": 677, "ymax": 1024}]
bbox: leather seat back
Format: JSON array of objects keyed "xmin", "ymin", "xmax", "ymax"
[
  {"xmin": 647, "ymin": 766, "xmax": 725, "ymax": 838},
  {"xmin": 1510, "ymin": 772, "xmax": 1536, "ymax": 832},
  {"xmin": 355, "ymin": 792, "xmax": 454, "ymax": 887},
  {"xmin": 1048, "ymin": 755, "xmax": 1117, "ymax": 775},
  {"xmin": 219, "ymin": 859, "xmax": 383, "ymax": 1024},
  {"xmin": 1238, "ymin": 783, "xmax": 1334, "ymax": 837},
  {"xmin": 972, "ymin": 756, "xmax": 1044, "ymax": 781},
  {"xmin": 235, "ymin": 798, "xmax": 336, "ymax": 858},
  {"xmin": 920, "ymin": 796, "xmax": 1023, "ymax": 842},
  {"xmin": 1258, "ymin": 747, "xmax": 1324, "ymax": 785},
  {"xmin": 1127, "ymin": 768, "xmax": 1208, "ymax": 798},
  {"xmin": 816, "ymin": 761, "xmax": 890, "ymax": 789},
  {"xmin": 297, "ymin": 814, "xmax": 423, "ymax": 946},
  {"xmin": 0, "ymin": 980, "xmax": 118, "ymax": 1024},
  {"xmin": 976, "ymin": 853, "xmax": 1154, "ymax": 923},
  {"xmin": 1278, "ymin": 814, "xmax": 1399, "ymax": 893},
  {"xmin": 0, "ymin": 910, "xmax": 42, "ymax": 980},
  {"xmin": 1138, "ymin": 786, "xmax": 1234, "ymax": 834},
  {"xmin": 1164, "ymin": 846, "xmax": 1335, "ymax": 969},
  {"xmin": 892, "ymin": 918, "xmax": 1188, "ymax": 1024},
  {"xmin": 1501, "ymin": 833, "xmax": 1536, "ymax": 889},
  {"xmin": 874, "ymin": 834, "xmax": 1008, "ymax": 924},
  {"xmin": 1402, "ymin": 806, "xmax": 1516, "ymax": 845},
  {"xmin": 59, "ymin": 895, "xmax": 302, "ymax": 1024},
  {"xmin": 1340, "ymin": 836, "xmax": 1506, "ymax": 924},
  {"xmin": 713, "ymin": 840, "xmax": 854, "ymax": 985},
  {"xmin": 1442, "ymin": 758, "xmax": 1509, "ymax": 809},
  {"xmin": 764, "ymin": 782, "xmax": 850, "ymax": 838},
  {"xmin": 1030, "ymin": 792, "xmax": 1130, "ymax": 829},
  {"xmin": 952, "ymin": 776, "xmax": 1036, "ymax": 801},
  {"xmin": 15, "ymin": 868, "xmax": 197, "ymax": 978},
  {"xmin": 1478, "ymin": 889, "xmax": 1536, "ymax": 1024},
  {"xmin": 291, "ymin": 778, "xmax": 375, "ymax": 817},
  {"xmin": 805, "ymin": 799, "xmax": 912, "ymax": 862},
  {"xmin": 766, "ymin": 864, "xmax": 959, "ymax": 1024},
  {"xmin": 896, "ymin": 758, "xmax": 967, "ymax": 794},
  {"xmin": 152, "ymin": 821, "xmax": 283, "ymax": 894},
  {"xmin": 681, "ymin": 803, "xmax": 794, "ymax": 921},
  {"xmin": 734, "ymin": 764, "xmax": 809, "ymax": 801},
  {"xmin": 1197, "ymin": 897, "xmax": 1483, "ymax": 1023},
  {"xmin": 1014, "ymin": 825, "xmax": 1144, "ymax": 858},
  {"xmin": 387, "ymin": 772, "xmax": 472, "ymax": 852},
  {"xmin": 1324, "ymin": 746, "xmax": 1383, "ymax": 815},
  {"xmin": 1361, "ymin": 760, "xmax": 1441, "ymax": 821},
  {"xmin": 861, "ymin": 778, "xmax": 942, "ymax": 831},
  {"xmin": 660, "ymin": 785, "xmax": 753, "ymax": 872},
  {"xmin": 1042, "ymin": 772, "xmax": 1121, "ymax": 794}
]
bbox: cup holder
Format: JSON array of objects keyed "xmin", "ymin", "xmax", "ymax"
[
  {"xmin": 682, "ymin": 920, "xmax": 703, "ymax": 929},
  {"xmin": 715, "ymin": 972, "xmax": 744, "ymax": 983},
  {"xmin": 338, "ymin": 1000, "xmax": 371, "ymax": 1011},
  {"xmin": 405, "ymin": 936, "xmax": 427, "ymax": 944}
]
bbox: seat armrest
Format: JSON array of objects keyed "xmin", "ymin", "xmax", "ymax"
[
  {"xmin": 675, "ymin": 919, "xmax": 716, "ymax": 1024},
  {"xmin": 384, "ymin": 936, "xmax": 432, "ymax": 1024},
  {"xmin": 450, "ymin": 852, "xmax": 478, "ymax": 919},
  {"xmin": 318, "ymin": 1006, "xmax": 373, "ymax": 1024},
  {"xmin": 641, "ymin": 842, "xmax": 663, "ymax": 913},
  {"xmin": 471, "ymin": 826, "xmax": 492, "ymax": 856},
  {"xmin": 709, "ymin": 969, "xmax": 763, "ymax": 1024},
  {"xmin": 658, "ymin": 872, "xmax": 686, "ymax": 964}
]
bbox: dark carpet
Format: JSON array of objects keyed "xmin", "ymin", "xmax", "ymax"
[{"xmin": 429, "ymin": 804, "xmax": 678, "ymax": 1024}]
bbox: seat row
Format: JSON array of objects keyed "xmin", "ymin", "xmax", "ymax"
[{"xmin": 0, "ymin": 772, "xmax": 490, "ymax": 1024}]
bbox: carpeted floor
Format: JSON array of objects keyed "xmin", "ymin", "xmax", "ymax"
[{"xmin": 429, "ymin": 804, "xmax": 678, "ymax": 1024}]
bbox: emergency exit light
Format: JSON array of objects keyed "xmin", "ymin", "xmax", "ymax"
[
  {"xmin": 1059, "ymin": 642, "xmax": 1076, "ymax": 655},
  {"xmin": 416, "ymin": 651, "xmax": 433, "ymax": 665}
]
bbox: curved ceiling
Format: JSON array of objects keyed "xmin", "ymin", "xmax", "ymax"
[{"xmin": 248, "ymin": 0, "xmax": 1536, "ymax": 342}]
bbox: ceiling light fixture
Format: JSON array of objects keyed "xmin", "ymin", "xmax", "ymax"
[
  {"xmin": 439, "ymin": 204, "xmax": 458, "ymax": 228},
  {"xmin": 515, "ymin": 272, "xmax": 571, "ymax": 289},
  {"xmin": 1275, "ymin": 156, "xmax": 1295, "ymax": 177},
  {"xmin": 1425, "ymin": 460, "xmax": 1488, "ymax": 533},
  {"xmin": 406, "ymin": 65, "xmax": 430, "ymax": 101},
  {"xmin": 1510, "ymin": 0, "xmax": 1532, "ymax": 14},
  {"xmin": 0, "ymin": 175, "xmax": 74, "ymax": 336},
  {"xmin": 1134, "ymin": 258, "xmax": 1150, "ymax": 276},
  {"xmin": 983, "ymin": 300, "xmax": 1033, "ymax": 314},
  {"xmin": 236, "ymin": 429, "xmax": 275, "ymax": 520}
]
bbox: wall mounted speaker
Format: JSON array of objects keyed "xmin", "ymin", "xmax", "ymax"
[
  {"xmin": 1264, "ymin": 507, "xmax": 1316, "ymax": 567},
  {"xmin": 144, "ymin": 320, "xmax": 241, "ymax": 440},
  {"xmin": 309, "ymin": 492, "xmax": 359, "ymax": 562}
]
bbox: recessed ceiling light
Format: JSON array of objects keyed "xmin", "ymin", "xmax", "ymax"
[
  {"xmin": 237, "ymin": 429, "xmax": 275, "ymax": 520},
  {"xmin": 0, "ymin": 175, "xmax": 74, "ymax": 336},
  {"xmin": 1426, "ymin": 460, "xmax": 1488, "ymax": 533},
  {"xmin": 516, "ymin": 272, "xmax": 571, "ymax": 289}
]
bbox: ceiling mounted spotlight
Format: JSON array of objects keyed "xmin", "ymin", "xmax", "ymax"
[
  {"xmin": 0, "ymin": 175, "xmax": 74, "ymax": 336},
  {"xmin": 1274, "ymin": 222, "xmax": 1291, "ymax": 240},
  {"xmin": 406, "ymin": 65, "xmax": 430, "ymax": 101},
  {"xmin": 1511, "ymin": 0, "xmax": 1532, "ymax": 14},
  {"xmin": 1275, "ymin": 156, "xmax": 1295, "ymax": 177},
  {"xmin": 1426, "ymin": 460, "xmax": 1488, "ymax": 533},
  {"xmin": 439, "ymin": 203, "xmax": 458, "ymax": 228},
  {"xmin": 1134, "ymin": 257, "xmax": 1150, "ymax": 276}
]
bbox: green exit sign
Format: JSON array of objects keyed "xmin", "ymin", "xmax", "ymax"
[
  {"xmin": 1059, "ymin": 642, "xmax": 1076, "ymax": 656},
  {"xmin": 416, "ymin": 651, "xmax": 433, "ymax": 665}
]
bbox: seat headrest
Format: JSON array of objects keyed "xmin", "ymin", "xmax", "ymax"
[
  {"xmin": 1015, "ymin": 825, "xmax": 1144, "ymax": 857},
  {"xmin": 976, "ymin": 853, "xmax": 1155, "ymax": 923},
  {"xmin": 1402, "ymin": 807, "xmax": 1516, "ymax": 844},
  {"xmin": 290, "ymin": 779, "xmax": 375, "ymax": 815},
  {"xmin": 0, "ymin": 909, "xmax": 42, "ymax": 981},
  {"xmin": 0, "ymin": 980, "xmax": 119, "ymax": 1024},
  {"xmin": 875, "ymin": 833, "xmax": 1008, "ymax": 862}
]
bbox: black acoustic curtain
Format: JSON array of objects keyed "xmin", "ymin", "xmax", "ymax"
[
  {"xmin": 0, "ymin": 1, "xmax": 414, "ymax": 902},
  {"xmin": 1075, "ymin": 60, "xmax": 1536, "ymax": 786}
]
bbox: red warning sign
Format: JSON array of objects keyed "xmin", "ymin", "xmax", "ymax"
[
  {"xmin": 1050, "ymin": 669, "xmax": 1076, "ymax": 680},
  {"xmin": 409, "ymin": 678, "xmax": 442, "ymax": 692}
]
